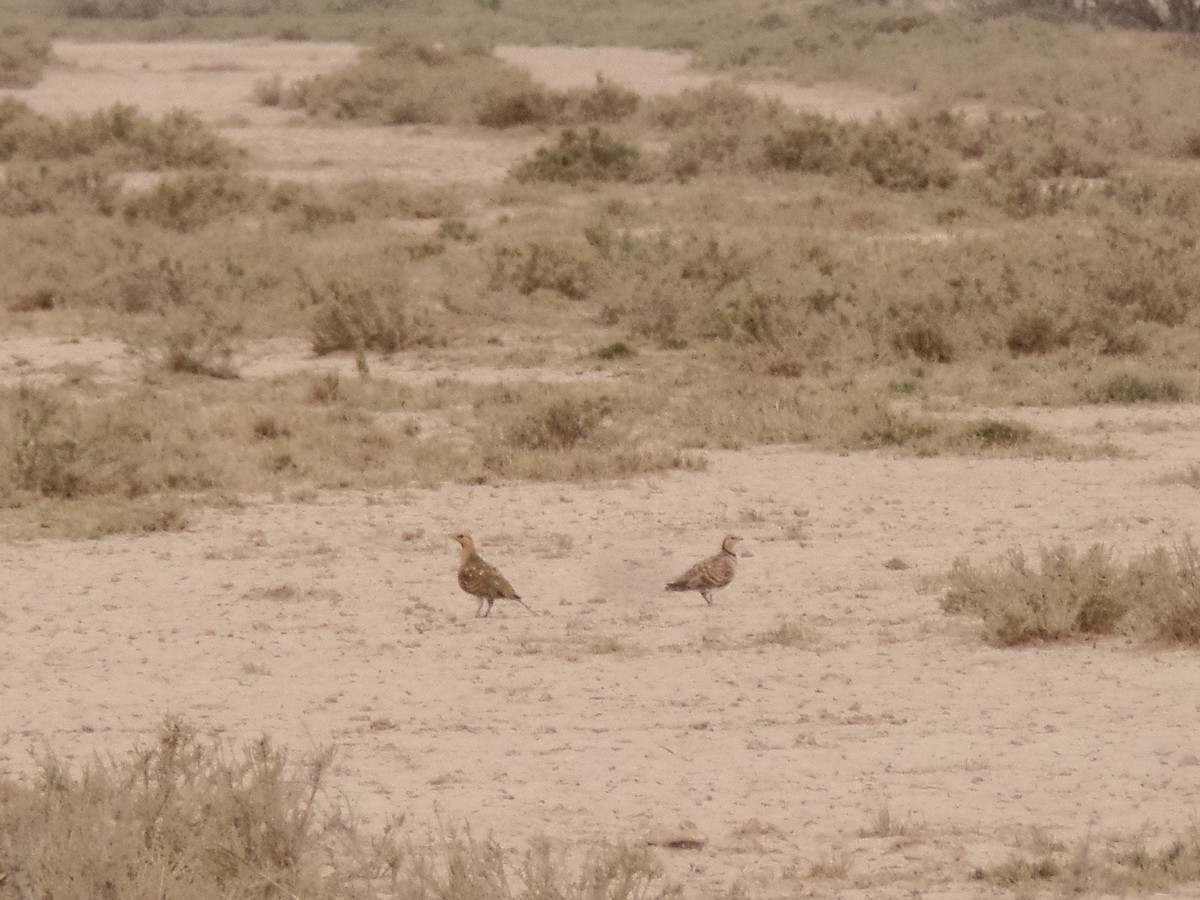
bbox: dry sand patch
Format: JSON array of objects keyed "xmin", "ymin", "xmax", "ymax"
[{"xmin": 4, "ymin": 410, "xmax": 1200, "ymax": 896}]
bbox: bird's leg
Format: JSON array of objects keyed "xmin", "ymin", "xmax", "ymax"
[
  {"xmin": 703, "ymin": 591, "xmax": 713, "ymax": 605},
  {"xmin": 483, "ymin": 598, "xmax": 494, "ymax": 617},
  {"xmin": 475, "ymin": 597, "xmax": 486, "ymax": 618}
]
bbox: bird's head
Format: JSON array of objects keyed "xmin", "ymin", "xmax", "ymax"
[
  {"xmin": 722, "ymin": 535, "xmax": 743, "ymax": 555},
  {"xmin": 451, "ymin": 532, "xmax": 475, "ymax": 553}
]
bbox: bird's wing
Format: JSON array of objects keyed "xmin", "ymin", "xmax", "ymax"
[
  {"xmin": 668, "ymin": 553, "xmax": 734, "ymax": 591},
  {"xmin": 460, "ymin": 556, "xmax": 519, "ymax": 599}
]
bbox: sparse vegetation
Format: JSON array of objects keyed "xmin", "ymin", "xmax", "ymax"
[
  {"xmin": 973, "ymin": 830, "xmax": 1200, "ymax": 893},
  {"xmin": 0, "ymin": 717, "xmax": 671, "ymax": 900},
  {"xmin": 944, "ymin": 540, "xmax": 1200, "ymax": 645},
  {"xmin": 1, "ymin": 0, "xmax": 1199, "ymax": 535}
]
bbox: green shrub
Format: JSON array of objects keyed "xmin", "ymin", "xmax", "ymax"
[{"xmin": 512, "ymin": 128, "xmax": 642, "ymax": 184}]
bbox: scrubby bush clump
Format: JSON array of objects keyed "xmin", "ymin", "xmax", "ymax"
[
  {"xmin": 0, "ymin": 99, "xmax": 238, "ymax": 170},
  {"xmin": 306, "ymin": 275, "xmax": 434, "ymax": 355},
  {"xmin": 944, "ymin": 540, "xmax": 1200, "ymax": 645},
  {"xmin": 512, "ymin": 128, "xmax": 642, "ymax": 184},
  {"xmin": 0, "ymin": 23, "xmax": 51, "ymax": 88},
  {"xmin": 0, "ymin": 717, "xmax": 671, "ymax": 900}
]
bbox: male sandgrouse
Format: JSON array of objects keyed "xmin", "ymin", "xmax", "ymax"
[
  {"xmin": 665, "ymin": 535, "xmax": 742, "ymax": 605},
  {"xmin": 452, "ymin": 533, "xmax": 531, "ymax": 618}
]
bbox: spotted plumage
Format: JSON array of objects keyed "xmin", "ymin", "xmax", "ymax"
[
  {"xmin": 452, "ymin": 533, "xmax": 532, "ymax": 618},
  {"xmin": 665, "ymin": 535, "xmax": 741, "ymax": 605}
]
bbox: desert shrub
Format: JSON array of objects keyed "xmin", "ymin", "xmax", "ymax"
[
  {"xmin": 122, "ymin": 171, "xmax": 268, "ymax": 231},
  {"xmin": 1006, "ymin": 309, "xmax": 1061, "ymax": 355},
  {"xmin": 893, "ymin": 321, "xmax": 954, "ymax": 363},
  {"xmin": 307, "ymin": 275, "xmax": 432, "ymax": 355},
  {"xmin": 0, "ymin": 717, "xmax": 336, "ymax": 900},
  {"xmin": 945, "ymin": 541, "xmax": 1200, "ymax": 646},
  {"xmin": 502, "ymin": 395, "xmax": 612, "ymax": 451},
  {"xmin": 1086, "ymin": 373, "xmax": 1184, "ymax": 403},
  {"xmin": 0, "ymin": 23, "xmax": 51, "ymax": 88},
  {"xmin": 567, "ymin": 78, "xmax": 640, "ymax": 123},
  {"xmin": 0, "ymin": 164, "xmax": 119, "ymax": 216},
  {"xmin": 593, "ymin": 341, "xmax": 636, "ymax": 360},
  {"xmin": 3, "ymin": 383, "xmax": 83, "ymax": 499},
  {"xmin": 943, "ymin": 544, "xmax": 1131, "ymax": 645},
  {"xmin": 1128, "ymin": 542, "xmax": 1200, "ymax": 643},
  {"xmin": 0, "ymin": 383, "xmax": 223, "ymax": 503},
  {"xmin": 478, "ymin": 77, "xmax": 639, "ymax": 129},
  {"xmin": 287, "ymin": 37, "xmax": 516, "ymax": 127},
  {"xmin": 88, "ymin": 255, "xmax": 194, "ymax": 315},
  {"xmin": 156, "ymin": 314, "xmax": 241, "ymax": 379},
  {"xmin": 850, "ymin": 119, "xmax": 956, "ymax": 190},
  {"xmin": 652, "ymin": 83, "xmax": 781, "ymax": 177},
  {"xmin": 489, "ymin": 240, "xmax": 599, "ymax": 300},
  {"xmin": 761, "ymin": 115, "xmax": 848, "ymax": 175},
  {"xmin": 0, "ymin": 100, "xmax": 237, "ymax": 170},
  {"xmin": 512, "ymin": 128, "xmax": 642, "ymax": 184},
  {"xmin": 476, "ymin": 83, "xmax": 564, "ymax": 127}
]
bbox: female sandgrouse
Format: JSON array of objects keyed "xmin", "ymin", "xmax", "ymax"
[
  {"xmin": 665, "ymin": 535, "xmax": 741, "ymax": 605},
  {"xmin": 452, "ymin": 533, "xmax": 532, "ymax": 618}
]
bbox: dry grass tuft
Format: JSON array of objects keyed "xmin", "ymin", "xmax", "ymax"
[
  {"xmin": 944, "ymin": 539, "xmax": 1200, "ymax": 645},
  {"xmin": 0, "ymin": 718, "xmax": 673, "ymax": 900}
]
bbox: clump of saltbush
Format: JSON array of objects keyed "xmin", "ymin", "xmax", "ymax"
[{"xmin": 944, "ymin": 540, "xmax": 1200, "ymax": 645}]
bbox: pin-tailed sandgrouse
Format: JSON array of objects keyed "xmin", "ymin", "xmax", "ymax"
[{"xmin": 665, "ymin": 535, "xmax": 741, "ymax": 605}]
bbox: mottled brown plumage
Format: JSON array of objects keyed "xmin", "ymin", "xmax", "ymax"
[
  {"xmin": 452, "ymin": 533, "xmax": 532, "ymax": 617},
  {"xmin": 665, "ymin": 535, "xmax": 741, "ymax": 605}
]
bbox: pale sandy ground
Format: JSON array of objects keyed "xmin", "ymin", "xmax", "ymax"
[
  {"xmin": 4, "ymin": 406, "xmax": 1200, "ymax": 898},
  {"xmin": 4, "ymin": 41, "xmax": 1200, "ymax": 898}
]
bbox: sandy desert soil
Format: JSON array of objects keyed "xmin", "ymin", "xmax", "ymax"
[
  {"xmin": 4, "ymin": 40, "xmax": 1200, "ymax": 898},
  {"xmin": 4, "ymin": 405, "xmax": 1200, "ymax": 898}
]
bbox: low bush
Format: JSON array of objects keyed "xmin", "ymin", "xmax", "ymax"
[
  {"xmin": 0, "ymin": 717, "xmax": 670, "ymax": 900},
  {"xmin": 122, "ymin": 171, "xmax": 267, "ymax": 231},
  {"xmin": 0, "ymin": 23, "xmax": 51, "ymax": 88},
  {"xmin": 307, "ymin": 275, "xmax": 434, "ymax": 355},
  {"xmin": 0, "ymin": 99, "xmax": 238, "ymax": 170},
  {"xmin": 1086, "ymin": 373, "xmax": 1185, "ymax": 404},
  {"xmin": 0, "ymin": 164, "xmax": 120, "ymax": 216},
  {"xmin": 489, "ymin": 240, "xmax": 599, "ymax": 300},
  {"xmin": 944, "ymin": 540, "xmax": 1200, "ymax": 645},
  {"xmin": 511, "ymin": 128, "xmax": 642, "ymax": 184}
]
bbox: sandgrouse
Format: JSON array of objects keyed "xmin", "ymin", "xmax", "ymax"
[
  {"xmin": 665, "ymin": 535, "xmax": 742, "ymax": 605},
  {"xmin": 452, "ymin": 533, "xmax": 531, "ymax": 618}
]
